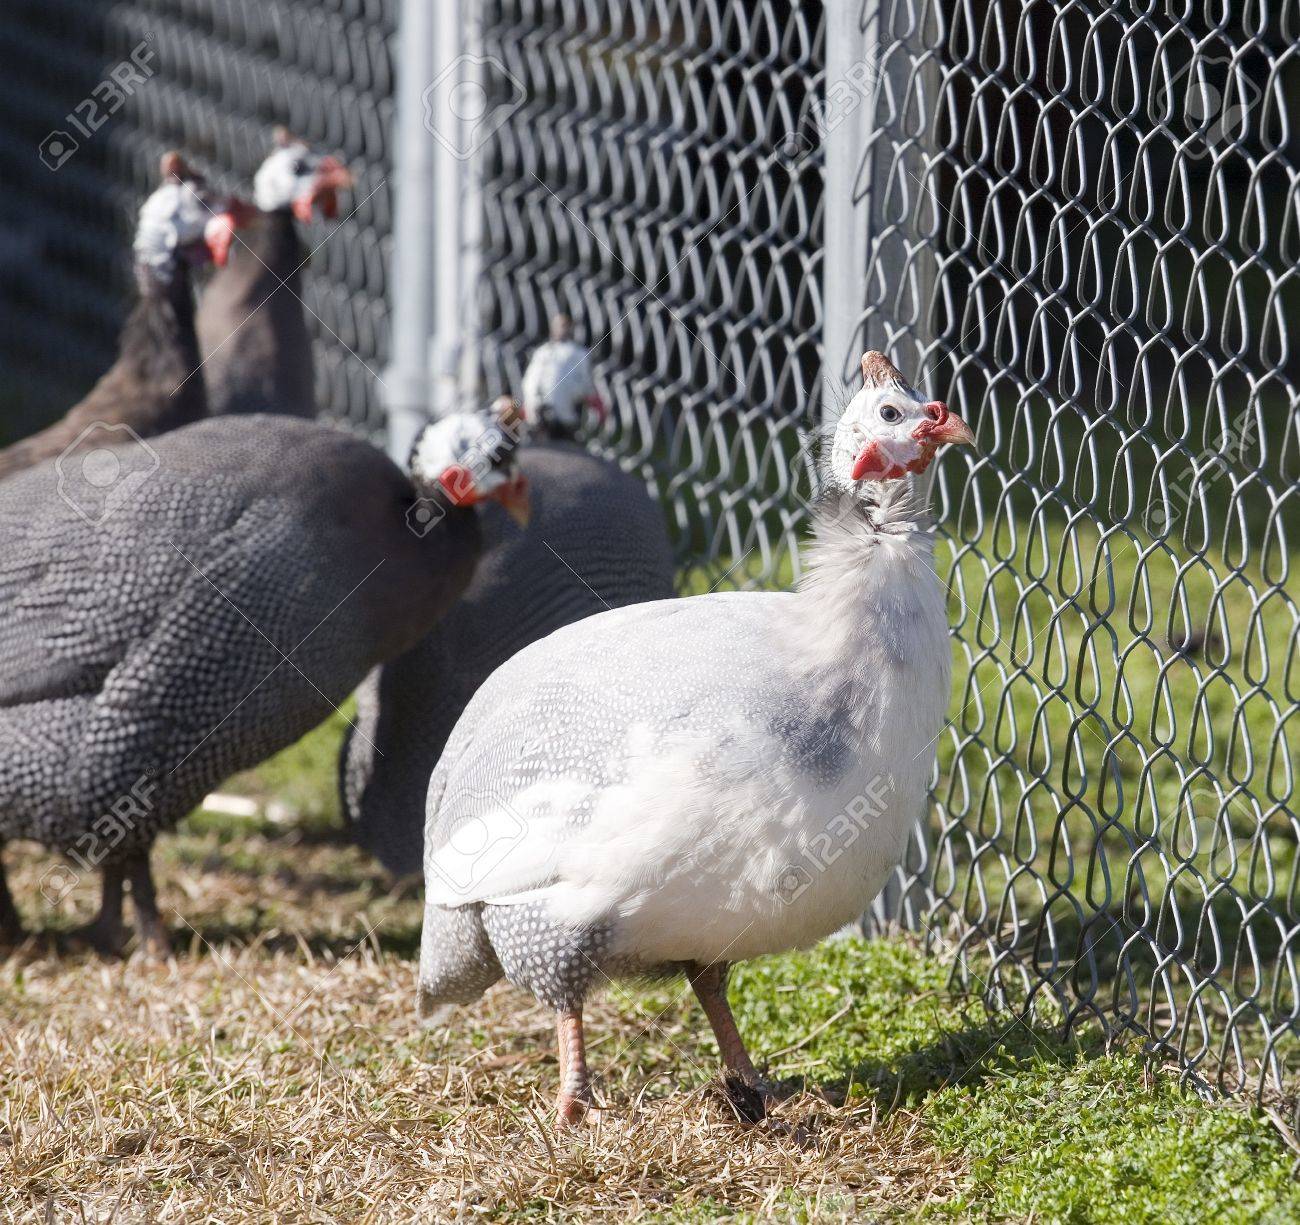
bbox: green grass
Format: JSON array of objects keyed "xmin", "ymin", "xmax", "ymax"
[
  {"xmin": 9, "ymin": 780, "xmax": 1300, "ymax": 1217},
  {"xmin": 925, "ymin": 1052, "xmax": 1300, "ymax": 1224},
  {"xmin": 601, "ymin": 934, "xmax": 1300, "ymax": 1221}
]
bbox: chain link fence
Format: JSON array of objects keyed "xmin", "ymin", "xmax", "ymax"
[
  {"xmin": 0, "ymin": 0, "xmax": 395, "ymax": 442},
  {"xmin": 468, "ymin": 0, "xmax": 1300, "ymax": 1113},
  {"xmin": 837, "ymin": 2, "xmax": 1300, "ymax": 1110},
  {"xmin": 472, "ymin": 1, "xmax": 826, "ymax": 591},
  {"xmin": 3, "ymin": 0, "xmax": 1296, "ymax": 1114}
]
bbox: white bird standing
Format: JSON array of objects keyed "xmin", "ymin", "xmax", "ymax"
[
  {"xmin": 417, "ymin": 351, "xmax": 975, "ymax": 1124},
  {"xmin": 518, "ymin": 313, "xmax": 608, "ymax": 439}
]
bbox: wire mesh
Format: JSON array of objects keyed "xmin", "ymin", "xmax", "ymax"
[
  {"xmin": 472, "ymin": 1, "xmax": 1300, "ymax": 1109},
  {"xmin": 841, "ymin": 1, "xmax": 1300, "ymax": 1109},
  {"xmin": 0, "ymin": 0, "xmax": 395, "ymax": 439},
  {"xmin": 474, "ymin": 0, "xmax": 827, "ymax": 590}
]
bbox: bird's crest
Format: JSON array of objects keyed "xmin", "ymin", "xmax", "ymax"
[{"xmin": 860, "ymin": 351, "xmax": 911, "ymax": 390}]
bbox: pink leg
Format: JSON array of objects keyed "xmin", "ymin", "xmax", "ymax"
[
  {"xmin": 689, "ymin": 963, "xmax": 763, "ymax": 1086},
  {"xmin": 555, "ymin": 1008, "xmax": 592, "ymax": 1126}
]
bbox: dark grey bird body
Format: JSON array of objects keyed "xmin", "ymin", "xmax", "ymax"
[
  {"xmin": 194, "ymin": 210, "xmax": 316, "ymax": 418},
  {"xmin": 341, "ymin": 441, "xmax": 675, "ymax": 876},
  {"xmin": 0, "ymin": 416, "xmax": 481, "ymax": 943},
  {"xmin": 0, "ymin": 263, "xmax": 207, "ymax": 481},
  {"xmin": 0, "ymin": 158, "xmax": 231, "ymax": 482}
]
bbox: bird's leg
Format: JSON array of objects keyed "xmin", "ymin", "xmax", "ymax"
[
  {"xmin": 68, "ymin": 863, "xmax": 130, "ymax": 957},
  {"xmin": 555, "ymin": 1007, "xmax": 593, "ymax": 1126},
  {"xmin": 126, "ymin": 850, "xmax": 170, "ymax": 961},
  {"xmin": 0, "ymin": 849, "xmax": 24, "ymax": 946},
  {"xmin": 688, "ymin": 962, "xmax": 764, "ymax": 1088}
]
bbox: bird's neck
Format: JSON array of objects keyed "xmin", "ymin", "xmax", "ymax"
[
  {"xmin": 93, "ymin": 263, "xmax": 207, "ymax": 429},
  {"xmin": 231, "ymin": 209, "xmax": 308, "ymax": 288},
  {"xmin": 204, "ymin": 209, "xmax": 317, "ymax": 417},
  {"xmin": 791, "ymin": 482, "xmax": 945, "ymax": 675}
]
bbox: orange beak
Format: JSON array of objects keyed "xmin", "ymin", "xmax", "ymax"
[
  {"xmin": 203, "ymin": 199, "xmax": 256, "ymax": 267},
  {"xmin": 293, "ymin": 157, "xmax": 354, "ymax": 223},
  {"xmin": 494, "ymin": 473, "xmax": 531, "ymax": 527},
  {"xmin": 911, "ymin": 402, "xmax": 976, "ymax": 450}
]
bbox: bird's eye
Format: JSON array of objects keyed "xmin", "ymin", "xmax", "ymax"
[
  {"xmin": 291, "ymin": 159, "xmax": 309, "ymax": 177},
  {"xmin": 879, "ymin": 404, "xmax": 903, "ymax": 423}
]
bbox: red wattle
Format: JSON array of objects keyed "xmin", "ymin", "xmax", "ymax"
[
  {"xmin": 438, "ymin": 464, "xmax": 479, "ymax": 506},
  {"xmin": 851, "ymin": 442, "xmax": 883, "ymax": 481}
]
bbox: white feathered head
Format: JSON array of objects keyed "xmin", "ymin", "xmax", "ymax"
[
  {"xmin": 254, "ymin": 128, "xmax": 354, "ymax": 222},
  {"xmin": 409, "ymin": 397, "xmax": 531, "ymax": 526},
  {"xmin": 133, "ymin": 151, "xmax": 251, "ymax": 278},
  {"xmin": 519, "ymin": 313, "xmax": 608, "ymax": 439},
  {"xmin": 825, "ymin": 352, "xmax": 975, "ymax": 490}
]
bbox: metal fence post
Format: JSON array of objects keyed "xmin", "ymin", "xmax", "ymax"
[{"xmin": 384, "ymin": 0, "xmax": 438, "ymax": 460}]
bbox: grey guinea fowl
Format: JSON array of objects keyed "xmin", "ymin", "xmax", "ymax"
[
  {"xmin": 0, "ymin": 409, "xmax": 529, "ymax": 957},
  {"xmin": 341, "ymin": 372, "xmax": 673, "ymax": 876},
  {"xmin": 195, "ymin": 129, "xmax": 353, "ymax": 418},
  {"xmin": 0, "ymin": 154, "xmax": 244, "ymax": 481},
  {"xmin": 417, "ymin": 352, "xmax": 975, "ymax": 1125}
]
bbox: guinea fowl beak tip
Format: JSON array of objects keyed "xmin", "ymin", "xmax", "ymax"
[
  {"xmin": 938, "ymin": 413, "xmax": 977, "ymax": 450},
  {"xmin": 499, "ymin": 475, "xmax": 531, "ymax": 527}
]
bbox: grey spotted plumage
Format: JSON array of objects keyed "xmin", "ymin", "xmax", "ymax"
[
  {"xmin": 416, "ymin": 353, "xmax": 976, "ymax": 1125},
  {"xmin": 341, "ymin": 441, "xmax": 675, "ymax": 876},
  {"xmin": 0, "ymin": 415, "xmax": 487, "ymax": 954}
]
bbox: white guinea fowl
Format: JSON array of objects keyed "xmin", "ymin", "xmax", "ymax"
[
  {"xmin": 417, "ymin": 351, "xmax": 975, "ymax": 1125},
  {"xmin": 519, "ymin": 314, "xmax": 608, "ymax": 439}
]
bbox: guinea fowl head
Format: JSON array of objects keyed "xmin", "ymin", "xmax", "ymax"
[
  {"xmin": 133, "ymin": 152, "xmax": 251, "ymax": 283},
  {"xmin": 521, "ymin": 314, "xmax": 609, "ymax": 440},
  {"xmin": 826, "ymin": 351, "xmax": 975, "ymax": 492},
  {"xmin": 408, "ymin": 398, "xmax": 532, "ymax": 528},
  {"xmin": 254, "ymin": 128, "xmax": 355, "ymax": 223}
]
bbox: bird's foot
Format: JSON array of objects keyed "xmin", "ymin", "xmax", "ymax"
[
  {"xmin": 555, "ymin": 1088, "xmax": 600, "ymax": 1128},
  {"xmin": 0, "ymin": 921, "xmax": 26, "ymax": 954},
  {"xmin": 718, "ymin": 1072, "xmax": 779, "ymax": 1124},
  {"xmin": 133, "ymin": 912, "xmax": 173, "ymax": 963},
  {"xmin": 66, "ymin": 915, "xmax": 131, "ymax": 958}
]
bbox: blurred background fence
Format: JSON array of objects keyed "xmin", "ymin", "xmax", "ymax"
[
  {"xmin": 0, "ymin": 0, "xmax": 395, "ymax": 441},
  {"xmin": 2, "ymin": 0, "xmax": 1297, "ymax": 1114}
]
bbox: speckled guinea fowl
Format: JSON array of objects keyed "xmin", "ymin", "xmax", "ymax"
[
  {"xmin": 0, "ymin": 154, "xmax": 243, "ymax": 481},
  {"xmin": 341, "ymin": 323, "xmax": 672, "ymax": 876},
  {"xmin": 416, "ymin": 353, "xmax": 975, "ymax": 1125},
  {"xmin": 342, "ymin": 437, "xmax": 675, "ymax": 874},
  {"xmin": 0, "ymin": 411, "xmax": 528, "ymax": 957},
  {"xmin": 195, "ymin": 131, "xmax": 353, "ymax": 418},
  {"xmin": 518, "ymin": 313, "xmax": 608, "ymax": 440}
]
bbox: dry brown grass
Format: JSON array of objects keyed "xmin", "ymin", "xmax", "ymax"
[{"xmin": 0, "ymin": 825, "xmax": 963, "ymax": 1222}]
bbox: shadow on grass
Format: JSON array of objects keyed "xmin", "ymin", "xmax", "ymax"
[
  {"xmin": 800, "ymin": 1009, "xmax": 1108, "ymax": 1112},
  {"xmin": 171, "ymin": 920, "xmax": 423, "ymax": 962}
]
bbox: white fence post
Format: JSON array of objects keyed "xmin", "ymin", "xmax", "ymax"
[
  {"xmin": 386, "ymin": 0, "xmax": 480, "ymax": 461},
  {"xmin": 384, "ymin": 0, "xmax": 438, "ymax": 460},
  {"xmin": 821, "ymin": 0, "xmax": 873, "ymax": 427}
]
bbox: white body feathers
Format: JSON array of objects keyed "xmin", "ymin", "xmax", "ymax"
[
  {"xmin": 421, "ymin": 505, "xmax": 950, "ymax": 970},
  {"xmin": 520, "ymin": 339, "xmax": 597, "ymax": 431}
]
